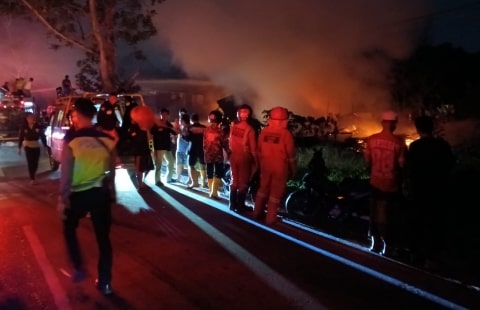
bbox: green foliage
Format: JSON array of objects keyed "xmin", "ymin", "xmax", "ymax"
[
  {"xmin": 76, "ymin": 54, "xmax": 101, "ymax": 92},
  {"xmin": 290, "ymin": 144, "xmax": 369, "ymax": 189},
  {"xmin": 322, "ymin": 146, "xmax": 369, "ymax": 183}
]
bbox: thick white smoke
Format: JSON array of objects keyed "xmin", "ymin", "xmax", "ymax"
[{"xmin": 153, "ymin": 0, "xmax": 432, "ymax": 116}]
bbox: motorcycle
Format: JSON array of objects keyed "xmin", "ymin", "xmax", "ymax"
[{"xmin": 285, "ymin": 148, "xmax": 370, "ymax": 226}]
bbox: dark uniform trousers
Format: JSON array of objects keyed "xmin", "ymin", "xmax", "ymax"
[
  {"xmin": 63, "ymin": 187, "xmax": 112, "ymax": 285},
  {"xmin": 24, "ymin": 146, "xmax": 41, "ymax": 180}
]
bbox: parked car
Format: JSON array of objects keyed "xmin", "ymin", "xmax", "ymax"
[{"xmin": 44, "ymin": 92, "xmax": 146, "ymax": 170}]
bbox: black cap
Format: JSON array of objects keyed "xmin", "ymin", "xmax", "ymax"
[{"xmin": 73, "ymin": 98, "xmax": 97, "ymax": 118}]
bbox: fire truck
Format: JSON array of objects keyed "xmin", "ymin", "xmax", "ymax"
[{"xmin": 0, "ymin": 88, "xmax": 38, "ymax": 142}]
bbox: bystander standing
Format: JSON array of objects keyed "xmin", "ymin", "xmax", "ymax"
[
  {"xmin": 62, "ymin": 75, "xmax": 72, "ymax": 95},
  {"xmin": 364, "ymin": 110, "xmax": 407, "ymax": 256},
  {"xmin": 151, "ymin": 108, "xmax": 177, "ymax": 186},
  {"xmin": 183, "ymin": 113, "xmax": 207, "ymax": 188},
  {"xmin": 174, "ymin": 109, "xmax": 191, "ymax": 184},
  {"xmin": 23, "ymin": 77, "xmax": 34, "ymax": 97},
  {"xmin": 203, "ymin": 110, "xmax": 229, "ymax": 199},
  {"xmin": 407, "ymin": 115, "xmax": 455, "ymax": 269}
]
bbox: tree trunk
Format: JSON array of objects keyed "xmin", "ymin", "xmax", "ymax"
[
  {"xmin": 98, "ymin": 39, "xmax": 116, "ymax": 92},
  {"xmin": 89, "ymin": 0, "xmax": 116, "ymax": 92}
]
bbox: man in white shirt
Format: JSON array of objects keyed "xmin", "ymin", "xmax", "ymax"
[{"xmin": 23, "ymin": 77, "xmax": 34, "ymax": 97}]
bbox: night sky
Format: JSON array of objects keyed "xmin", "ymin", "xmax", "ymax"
[
  {"xmin": 0, "ymin": 0, "xmax": 478, "ymax": 112},
  {"xmin": 427, "ymin": 0, "xmax": 480, "ymax": 52}
]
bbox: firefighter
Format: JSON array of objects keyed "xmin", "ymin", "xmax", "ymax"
[
  {"xmin": 228, "ymin": 104, "xmax": 258, "ymax": 212},
  {"xmin": 203, "ymin": 110, "xmax": 229, "ymax": 199},
  {"xmin": 253, "ymin": 106, "xmax": 297, "ymax": 226}
]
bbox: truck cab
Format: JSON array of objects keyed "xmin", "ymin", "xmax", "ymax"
[{"xmin": 44, "ymin": 93, "xmax": 146, "ymax": 170}]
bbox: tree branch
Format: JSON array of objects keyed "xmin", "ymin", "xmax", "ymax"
[{"xmin": 19, "ymin": 0, "xmax": 96, "ymax": 55}]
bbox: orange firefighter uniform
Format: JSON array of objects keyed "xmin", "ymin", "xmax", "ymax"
[
  {"xmin": 228, "ymin": 105, "xmax": 258, "ymax": 212},
  {"xmin": 253, "ymin": 107, "xmax": 297, "ymax": 225}
]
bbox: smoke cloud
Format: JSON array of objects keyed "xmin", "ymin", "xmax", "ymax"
[{"xmin": 153, "ymin": 0, "xmax": 431, "ymax": 116}]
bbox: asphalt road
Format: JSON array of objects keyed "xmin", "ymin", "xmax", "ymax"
[{"xmin": 0, "ymin": 142, "xmax": 479, "ymax": 310}]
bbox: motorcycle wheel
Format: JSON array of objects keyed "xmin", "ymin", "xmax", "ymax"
[
  {"xmin": 221, "ymin": 167, "xmax": 231, "ymax": 195},
  {"xmin": 285, "ymin": 189, "xmax": 326, "ymax": 222}
]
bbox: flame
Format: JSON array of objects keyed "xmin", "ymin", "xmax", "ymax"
[{"xmin": 404, "ymin": 134, "xmax": 419, "ymax": 148}]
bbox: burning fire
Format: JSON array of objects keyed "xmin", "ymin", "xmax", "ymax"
[{"xmin": 404, "ymin": 137, "xmax": 416, "ymax": 148}]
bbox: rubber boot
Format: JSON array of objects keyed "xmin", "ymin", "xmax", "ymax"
[
  {"xmin": 210, "ymin": 177, "xmax": 221, "ymax": 199},
  {"xmin": 229, "ymin": 186, "xmax": 238, "ymax": 211},
  {"xmin": 266, "ymin": 202, "xmax": 280, "ymax": 226},
  {"xmin": 187, "ymin": 167, "xmax": 199, "ymax": 188},
  {"xmin": 199, "ymin": 168, "xmax": 207, "ymax": 188},
  {"xmin": 253, "ymin": 195, "xmax": 268, "ymax": 221},
  {"xmin": 236, "ymin": 190, "xmax": 248, "ymax": 213},
  {"xmin": 207, "ymin": 178, "xmax": 213, "ymax": 194}
]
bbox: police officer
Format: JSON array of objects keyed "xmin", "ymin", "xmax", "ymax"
[
  {"xmin": 97, "ymin": 92, "xmax": 121, "ymax": 164},
  {"xmin": 58, "ymin": 98, "xmax": 117, "ymax": 295},
  {"xmin": 204, "ymin": 110, "xmax": 229, "ymax": 199},
  {"xmin": 97, "ymin": 92, "xmax": 121, "ymax": 137},
  {"xmin": 253, "ymin": 106, "xmax": 297, "ymax": 226},
  {"xmin": 228, "ymin": 104, "xmax": 258, "ymax": 212},
  {"xmin": 18, "ymin": 112, "xmax": 47, "ymax": 184}
]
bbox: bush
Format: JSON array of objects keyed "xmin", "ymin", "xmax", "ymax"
[{"xmin": 289, "ymin": 143, "xmax": 369, "ymax": 189}]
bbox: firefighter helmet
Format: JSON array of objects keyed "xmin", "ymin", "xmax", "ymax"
[
  {"xmin": 237, "ymin": 104, "xmax": 252, "ymax": 121},
  {"xmin": 269, "ymin": 106, "xmax": 289, "ymax": 120},
  {"xmin": 208, "ymin": 110, "xmax": 223, "ymax": 123},
  {"xmin": 381, "ymin": 110, "xmax": 398, "ymax": 121}
]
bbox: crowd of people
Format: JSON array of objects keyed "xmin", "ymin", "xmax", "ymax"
[
  {"xmin": 17, "ymin": 91, "xmax": 454, "ymax": 294},
  {"xmin": 110, "ymin": 97, "xmax": 297, "ymax": 217},
  {"xmin": 2, "ymin": 77, "xmax": 34, "ymax": 97}
]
